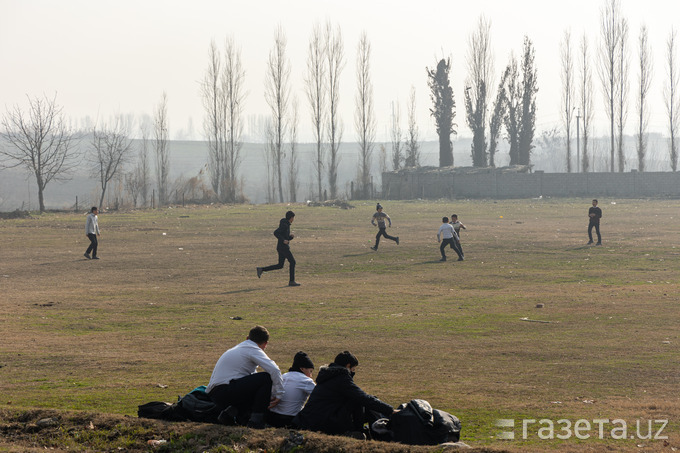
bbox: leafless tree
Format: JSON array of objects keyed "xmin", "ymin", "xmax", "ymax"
[
  {"xmin": 598, "ymin": 0, "xmax": 624, "ymax": 172},
  {"xmin": 580, "ymin": 34, "xmax": 595, "ymax": 172},
  {"xmin": 354, "ymin": 31, "xmax": 375, "ymax": 199},
  {"xmin": 304, "ymin": 22, "xmax": 326, "ymax": 201},
  {"xmin": 616, "ymin": 17, "xmax": 630, "ymax": 172},
  {"xmin": 503, "ymin": 56, "xmax": 521, "ymax": 165},
  {"xmin": 636, "ymin": 25, "xmax": 652, "ymax": 172},
  {"xmin": 664, "ymin": 29, "xmax": 680, "ymax": 171},
  {"xmin": 488, "ymin": 67, "xmax": 508, "ymax": 168},
  {"xmin": 0, "ymin": 94, "xmax": 80, "ymax": 212},
  {"xmin": 519, "ymin": 36, "xmax": 538, "ymax": 166},
  {"xmin": 325, "ymin": 20, "xmax": 345, "ymax": 199},
  {"xmin": 264, "ymin": 25, "xmax": 291, "ymax": 203},
  {"xmin": 263, "ymin": 119, "xmax": 275, "ymax": 203},
  {"xmin": 288, "ymin": 98, "xmax": 299, "ymax": 202},
  {"xmin": 138, "ymin": 124, "xmax": 151, "ymax": 206},
  {"xmin": 465, "ymin": 15, "xmax": 493, "ymax": 167},
  {"xmin": 560, "ymin": 30, "xmax": 575, "ymax": 172},
  {"xmin": 222, "ymin": 36, "xmax": 246, "ymax": 202},
  {"xmin": 390, "ymin": 101, "xmax": 403, "ymax": 170},
  {"xmin": 90, "ymin": 115, "xmax": 134, "ymax": 209},
  {"xmin": 202, "ymin": 40, "xmax": 224, "ymax": 200},
  {"xmin": 154, "ymin": 92, "xmax": 170, "ymax": 206},
  {"xmin": 404, "ymin": 86, "xmax": 421, "ymax": 167}
]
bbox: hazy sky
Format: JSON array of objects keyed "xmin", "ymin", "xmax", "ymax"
[{"xmin": 1, "ymin": 0, "xmax": 679, "ymax": 143}]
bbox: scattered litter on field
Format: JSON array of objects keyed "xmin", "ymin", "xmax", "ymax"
[
  {"xmin": 162, "ymin": 232, "xmax": 166, "ymax": 236},
  {"xmin": 230, "ymin": 316, "xmax": 243, "ymax": 320},
  {"xmin": 155, "ymin": 383, "xmax": 168, "ymax": 388},
  {"xmin": 148, "ymin": 439, "xmax": 167, "ymax": 447},
  {"xmin": 520, "ymin": 317, "xmax": 557, "ymax": 324}
]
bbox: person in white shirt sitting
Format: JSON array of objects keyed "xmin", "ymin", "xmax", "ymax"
[
  {"xmin": 206, "ymin": 326, "xmax": 284, "ymax": 428},
  {"xmin": 267, "ymin": 351, "xmax": 316, "ymax": 427}
]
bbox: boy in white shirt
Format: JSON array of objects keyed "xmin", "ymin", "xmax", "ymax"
[
  {"xmin": 437, "ymin": 217, "xmax": 459, "ymax": 262},
  {"xmin": 267, "ymin": 351, "xmax": 316, "ymax": 428}
]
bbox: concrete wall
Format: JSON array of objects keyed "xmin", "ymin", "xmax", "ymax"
[{"xmin": 382, "ymin": 170, "xmax": 680, "ymax": 199}]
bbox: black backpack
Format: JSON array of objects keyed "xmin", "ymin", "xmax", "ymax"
[
  {"xmin": 387, "ymin": 399, "xmax": 461, "ymax": 445},
  {"xmin": 138, "ymin": 387, "xmax": 220, "ymax": 424}
]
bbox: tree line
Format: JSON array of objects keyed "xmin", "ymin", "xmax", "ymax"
[{"xmin": 3, "ymin": 0, "xmax": 680, "ymax": 212}]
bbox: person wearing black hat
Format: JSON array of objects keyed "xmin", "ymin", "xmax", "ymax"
[
  {"xmin": 257, "ymin": 210, "xmax": 300, "ymax": 286},
  {"xmin": 293, "ymin": 351, "xmax": 395, "ymax": 437},
  {"xmin": 266, "ymin": 351, "xmax": 316, "ymax": 427},
  {"xmin": 370, "ymin": 203, "xmax": 399, "ymax": 251}
]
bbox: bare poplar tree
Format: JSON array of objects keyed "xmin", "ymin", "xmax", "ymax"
[
  {"xmin": 598, "ymin": 0, "xmax": 623, "ymax": 172},
  {"xmin": 288, "ymin": 98, "xmax": 299, "ymax": 202},
  {"xmin": 0, "ymin": 94, "xmax": 80, "ymax": 212},
  {"xmin": 264, "ymin": 25, "xmax": 291, "ymax": 203},
  {"xmin": 404, "ymin": 86, "xmax": 421, "ymax": 167},
  {"xmin": 560, "ymin": 30, "xmax": 575, "ymax": 172},
  {"xmin": 90, "ymin": 115, "xmax": 134, "ymax": 209},
  {"xmin": 139, "ymin": 124, "xmax": 151, "ymax": 206},
  {"xmin": 202, "ymin": 40, "xmax": 225, "ymax": 200},
  {"xmin": 354, "ymin": 31, "xmax": 375, "ymax": 199},
  {"xmin": 465, "ymin": 15, "xmax": 493, "ymax": 167},
  {"xmin": 504, "ymin": 56, "xmax": 521, "ymax": 165},
  {"xmin": 390, "ymin": 101, "xmax": 403, "ymax": 170},
  {"xmin": 636, "ymin": 25, "xmax": 652, "ymax": 172},
  {"xmin": 222, "ymin": 36, "xmax": 246, "ymax": 202},
  {"xmin": 616, "ymin": 17, "xmax": 630, "ymax": 172},
  {"xmin": 519, "ymin": 36, "xmax": 538, "ymax": 166},
  {"xmin": 263, "ymin": 119, "xmax": 275, "ymax": 203},
  {"xmin": 488, "ymin": 67, "xmax": 508, "ymax": 167},
  {"xmin": 579, "ymin": 34, "xmax": 595, "ymax": 172},
  {"xmin": 304, "ymin": 23, "xmax": 327, "ymax": 201},
  {"xmin": 665, "ymin": 29, "xmax": 680, "ymax": 171},
  {"xmin": 325, "ymin": 20, "xmax": 345, "ymax": 199},
  {"xmin": 154, "ymin": 92, "xmax": 170, "ymax": 206}
]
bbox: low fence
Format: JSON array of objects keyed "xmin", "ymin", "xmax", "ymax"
[{"xmin": 382, "ymin": 169, "xmax": 680, "ymax": 199}]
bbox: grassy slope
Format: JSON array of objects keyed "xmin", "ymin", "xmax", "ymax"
[{"xmin": 0, "ymin": 199, "xmax": 678, "ymax": 452}]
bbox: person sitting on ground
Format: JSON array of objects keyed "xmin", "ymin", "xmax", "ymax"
[
  {"xmin": 206, "ymin": 325, "xmax": 284, "ymax": 428},
  {"xmin": 266, "ymin": 351, "xmax": 316, "ymax": 428},
  {"xmin": 293, "ymin": 351, "xmax": 395, "ymax": 437}
]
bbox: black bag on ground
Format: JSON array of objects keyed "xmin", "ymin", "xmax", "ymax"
[
  {"xmin": 138, "ymin": 387, "xmax": 221, "ymax": 424},
  {"xmin": 385, "ymin": 399, "xmax": 461, "ymax": 445},
  {"xmin": 174, "ymin": 388, "xmax": 221, "ymax": 423}
]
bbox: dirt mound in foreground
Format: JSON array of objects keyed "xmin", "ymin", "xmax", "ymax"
[{"xmin": 0, "ymin": 408, "xmax": 503, "ymax": 452}]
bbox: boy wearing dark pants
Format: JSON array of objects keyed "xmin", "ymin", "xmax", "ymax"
[
  {"xmin": 437, "ymin": 217, "xmax": 460, "ymax": 262},
  {"xmin": 370, "ymin": 203, "xmax": 399, "ymax": 251},
  {"xmin": 257, "ymin": 211, "xmax": 300, "ymax": 286},
  {"xmin": 449, "ymin": 214, "xmax": 465, "ymax": 260}
]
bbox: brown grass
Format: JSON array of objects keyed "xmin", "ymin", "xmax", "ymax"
[{"xmin": 0, "ymin": 199, "xmax": 678, "ymax": 452}]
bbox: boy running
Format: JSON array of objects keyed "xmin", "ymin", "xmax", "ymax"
[
  {"xmin": 449, "ymin": 214, "xmax": 465, "ymax": 260},
  {"xmin": 370, "ymin": 203, "xmax": 399, "ymax": 251},
  {"xmin": 437, "ymin": 217, "xmax": 460, "ymax": 262}
]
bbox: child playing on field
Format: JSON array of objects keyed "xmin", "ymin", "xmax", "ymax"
[
  {"xmin": 370, "ymin": 203, "xmax": 399, "ymax": 251},
  {"xmin": 437, "ymin": 217, "xmax": 459, "ymax": 262},
  {"xmin": 449, "ymin": 214, "xmax": 465, "ymax": 261}
]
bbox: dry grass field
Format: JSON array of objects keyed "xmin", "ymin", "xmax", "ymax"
[{"xmin": 0, "ymin": 198, "xmax": 678, "ymax": 452}]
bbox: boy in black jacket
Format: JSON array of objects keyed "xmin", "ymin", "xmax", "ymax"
[
  {"xmin": 257, "ymin": 211, "xmax": 300, "ymax": 286},
  {"xmin": 293, "ymin": 351, "xmax": 394, "ymax": 436}
]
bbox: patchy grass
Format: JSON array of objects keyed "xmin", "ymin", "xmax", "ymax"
[{"xmin": 0, "ymin": 199, "xmax": 679, "ymax": 452}]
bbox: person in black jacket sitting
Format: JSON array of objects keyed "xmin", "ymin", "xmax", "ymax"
[
  {"xmin": 257, "ymin": 210, "xmax": 300, "ymax": 286},
  {"xmin": 293, "ymin": 351, "xmax": 395, "ymax": 436}
]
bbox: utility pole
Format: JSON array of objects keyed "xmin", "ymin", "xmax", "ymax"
[{"xmin": 576, "ymin": 108, "xmax": 581, "ymax": 173}]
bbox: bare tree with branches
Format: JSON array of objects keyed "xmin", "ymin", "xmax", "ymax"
[
  {"xmin": 636, "ymin": 25, "xmax": 652, "ymax": 172},
  {"xmin": 90, "ymin": 115, "xmax": 134, "ymax": 209},
  {"xmin": 390, "ymin": 101, "xmax": 403, "ymax": 170},
  {"xmin": 580, "ymin": 34, "xmax": 595, "ymax": 172},
  {"xmin": 222, "ymin": 37, "xmax": 246, "ymax": 202},
  {"xmin": 304, "ymin": 23, "xmax": 326, "ymax": 201},
  {"xmin": 265, "ymin": 25, "xmax": 291, "ymax": 203},
  {"xmin": 465, "ymin": 15, "xmax": 493, "ymax": 167},
  {"xmin": 404, "ymin": 86, "xmax": 421, "ymax": 167},
  {"xmin": 560, "ymin": 30, "xmax": 575, "ymax": 172},
  {"xmin": 598, "ymin": 0, "xmax": 624, "ymax": 172},
  {"xmin": 325, "ymin": 20, "xmax": 345, "ymax": 199},
  {"xmin": 354, "ymin": 31, "xmax": 375, "ymax": 199},
  {"xmin": 0, "ymin": 94, "xmax": 80, "ymax": 212},
  {"xmin": 202, "ymin": 40, "xmax": 224, "ymax": 201},
  {"xmin": 154, "ymin": 92, "xmax": 170, "ymax": 206},
  {"xmin": 488, "ymin": 67, "xmax": 508, "ymax": 167},
  {"xmin": 288, "ymin": 98, "xmax": 299, "ymax": 202},
  {"xmin": 616, "ymin": 17, "xmax": 630, "ymax": 172},
  {"xmin": 665, "ymin": 28, "xmax": 680, "ymax": 171}
]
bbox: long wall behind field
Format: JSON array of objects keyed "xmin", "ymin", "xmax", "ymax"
[{"xmin": 382, "ymin": 169, "xmax": 680, "ymax": 199}]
